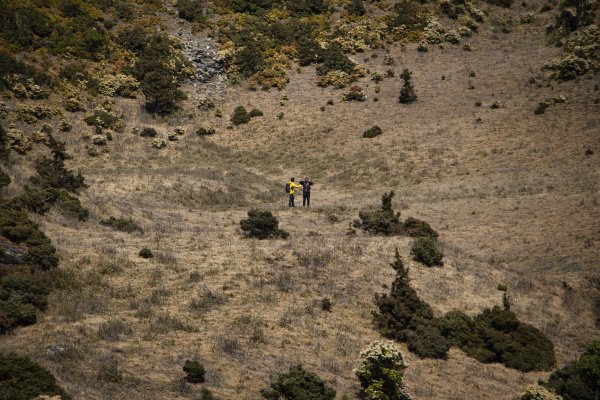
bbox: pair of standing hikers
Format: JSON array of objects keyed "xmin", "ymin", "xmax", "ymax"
[{"xmin": 287, "ymin": 177, "xmax": 313, "ymax": 207}]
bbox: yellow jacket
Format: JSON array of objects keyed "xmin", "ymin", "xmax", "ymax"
[{"xmin": 288, "ymin": 182, "xmax": 301, "ymax": 195}]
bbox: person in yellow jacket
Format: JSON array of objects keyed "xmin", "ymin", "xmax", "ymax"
[{"xmin": 287, "ymin": 178, "xmax": 302, "ymax": 207}]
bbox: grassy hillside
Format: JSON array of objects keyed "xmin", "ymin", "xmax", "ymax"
[{"xmin": 0, "ymin": 0, "xmax": 599, "ymax": 399}]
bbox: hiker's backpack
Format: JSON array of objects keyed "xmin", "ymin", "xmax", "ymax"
[{"xmin": 285, "ymin": 182, "xmax": 290, "ymax": 194}]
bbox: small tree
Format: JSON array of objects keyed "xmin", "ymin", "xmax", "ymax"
[
  {"xmin": 399, "ymin": 69, "xmax": 417, "ymax": 104},
  {"xmin": 356, "ymin": 191, "xmax": 403, "ymax": 235},
  {"xmin": 411, "ymin": 237, "xmax": 444, "ymax": 266},
  {"xmin": 261, "ymin": 365, "xmax": 336, "ymax": 400},
  {"xmin": 354, "ymin": 340, "xmax": 412, "ymax": 400},
  {"xmin": 240, "ymin": 210, "xmax": 289, "ymax": 239},
  {"xmin": 231, "ymin": 106, "xmax": 251, "ymax": 125},
  {"xmin": 183, "ymin": 360, "xmax": 205, "ymax": 384}
]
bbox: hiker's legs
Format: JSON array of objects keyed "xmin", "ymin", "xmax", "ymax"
[
  {"xmin": 289, "ymin": 194, "xmax": 295, "ymax": 207},
  {"xmin": 303, "ymin": 192, "xmax": 310, "ymax": 207}
]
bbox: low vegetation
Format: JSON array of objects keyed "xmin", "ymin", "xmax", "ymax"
[
  {"xmin": 240, "ymin": 210, "xmax": 289, "ymax": 239},
  {"xmin": 355, "ymin": 340, "xmax": 412, "ymax": 400},
  {"xmin": 363, "ymin": 125, "xmax": 383, "ymax": 138},
  {"xmin": 183, "ymin": 360, "xmax": 206, "ymax": 384},
  {"xmin": 0, "ymin": 352, "xmax": 71, "ymax": 400},
  {"xmin": 261, "ymin": 364, "xmax": 336, "ymax": 400},
  {"xmin": 544, "ymin": 339, "xmax": 600, "ymax": 400},
  {"xmin": 100, "ymin": 217, "xmax": 143, "ymax": 234},
  {"xmin": 411, "ymin": 237, "xmax": 444, "ymax": 266},
  {"xmin": 374, "ymin": 251, "xmax": 556, "ymax": 370}
]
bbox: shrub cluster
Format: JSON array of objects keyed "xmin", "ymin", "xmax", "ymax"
[
  {"xmin": 100, "ymin": 217, "xmax": 144, "ymax": 234},
  {"xmin": 363, "ymin": 125, "xmax": 383, "ymax": 138},
  {"xmin": 399, "ymin": 69, "xmax": 417, "ymax": 104},
  {"xmin": 356, "ymin": 192, "xmax": 440, "ymax": 239},
  {"xmin": 543, "ymin": 25, "xmax": 599, "ymax": 80},
  {"xmin": 240, "ymin": 210, "xmax": 289, "ymax": 239},
  {"xmin": 261, "ymin": 364, "xmax": 335, "ymax": 400},
  {"xmin": 183, "ymin": 360, "xmax": 206, "ymax": 384},
  {"xmin": 374, "ymin": 251, "xmax": 556, "ymax": 370},
  {"xmin": 0, "ymin": 352, "xmax": 71, "ymax": 400},
  {"xmin": 0, "ymin": 200, "xmax": 58, "ymax": 271},
  {"xmin": 176, "ymin": 0, "xmax": 208, "ymax": 24},
  {"xmin": 411, "ymin": 237, "xmax": 444, "ymax": 266},
  {"xmin": 355, "ymin": 340, "xmax": 412, "ymax": 400},
  {"xmin": 544, "ymin": 340, "xmax": 600, "ymax": 400},
  {"xmin": 0, "ymin": 272, "xmax": 51, "ymax": 333},
  {"xmin": 231, "ymin": 106, "xmax": 263, "ymax": 125},
  {"xmin": 0, "ymin": 169, "xmax": 9, "ymax": 190}
]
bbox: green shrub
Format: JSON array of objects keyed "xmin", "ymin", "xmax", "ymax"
[
  {"xmin": 183, "ymin": 360, "xmax": 205, "ymax": 383},
  {"xmin": 0, "ymin": 300, "xmax": 37, "ymax": 332},
  {"xmin": 518, "ymin": 385, "xmax": 564, "ymax": 400},
  {"xmin": 399, "ymin": 69, "xmax": 417, "ymax": 104},
  {"xmin": 240, "ymin": 210, "xmax": 289, "ymax": 239},
  {"xmin": 100, "ymin": 217, "xmax": 143, "ymax": 234},
  {"xmin": 403, "ymin": 217, "xmax": 438, "ymax": 239},
  {"xmin": 0, "ymin": 352, "xmax": 72, "ymax": 400},
  {"xmin": 1, "ymin": 273, "xmax": 50, "ymax": 311},
  {"xmin": 134, "ymin": 33, "xmax": 192, "ymax": 114},
  {"xmin": 231, "ymin": 106, "xmax": 251, "ymax": 125},
  {"xmin": 544, "ymin": 340, "xmax": 599, "ymax": 399},
  {"xmin": 374, "ymin": 250, "xmax": 434, "ymax": 342},
  {"xmin": 316, "ymin": 44, "xmax": 356, "ymax": 76},
  {"xmin": 0, "ymin": 169, "xmax": 10, "ymax": 190},
  {"xmin": 388, "ymin": 0, "xmax": 427, "ymax": 30},
  {"xmin": 84, "ymin": 110, "xmax": 121, "ymax": 131},
  {"xmin": 197, "ymin": 126, "xmax": 216, "ymax": 136},
  {"xmin": 30, "ymin": 136, "xmax": 87, "ymax": 193},
  {"xmin": 16, "ymin": 188, "xmax": 60, "ymax": 215},
  {"xmin": 355, "ymin": 340, "xmax": 412, "ymax": 400},
  {"xmin": 437, "ymin": 310, "xmax": 481, "ymax": 348},
  {"xmin": 356, "ymin": 191, "xmax": 404, "ymax": 235},
  {"xmin": 486, "ymin": 0, "xmax": 513, "ymax": 7},
  {"xmin": 0, "ymin": 124, "xmax": 9, "ymax": 162},
  {"xmin": 468, "ymin": 306, "xmax": 556, "ymax": 371},
  {"xmin": 261, "ymin": 364, "xmax": 336, "ymax": 400},
  {"xmin": 139, "ymin": 248, "xmax": 154, "ymax": 258},
  {"xmin": 248, "ymin": 108, "xmax": 264, "ymax": 118},
  {"xmin": 407, "ymin": 324, "xmax": 450, "ymax": 359},
  {"xmin": 0, "ymin": 200, "xmax": 59, "ymax": 270},
  {"xmin": 321, "ymin": 297, "xmax": 332, "ymax": 312},
  {"xmin": 363, "ymin": 125, "xmax": 383, "ymax": 138},
  {"xmin": 347, "ymin": 0, "xmax": 366, "ymax": 16},
  {"xmin": 411, "ymin": 237, "xmax": 444, "ymax": 266},
  {"xmin": 140, "ymin": 127, "xmax": 158, "ymax": 137},
  {"xmin": 56, "ymin": 190, "xmax": 89, "ymax": 221},
  {"xmin": 176, "ymin": 0, "xmax": 208, "ymax": 23}
]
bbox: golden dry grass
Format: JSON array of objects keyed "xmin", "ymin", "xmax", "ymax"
[{"xmin": 1, "ymin": 1, "xmax": 599, "ymax": 399}]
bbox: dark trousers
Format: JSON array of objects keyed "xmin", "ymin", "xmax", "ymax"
[
  {"xmin": 303, "ymin": 191, "xmax": 310, "ymax": 207},
  {"xmin": 289, "ymin": 194, "xmax": 295, "ymax": 207}
]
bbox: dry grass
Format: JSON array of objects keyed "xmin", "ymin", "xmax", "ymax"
[{"xmin": 1, "ymin": 1, "xmax": 599, "ymax": 399}]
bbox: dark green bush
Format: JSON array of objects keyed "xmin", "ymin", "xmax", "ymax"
[
  {"xmin": 0, "ymin": 200, "xmax": 59, "ymax": 270},
  {"xmin": 84, "ymin": 110, "xmax": 120, "ymax": 131},
  {"xmin": 347, "ymin": 0, "xmax": 366, "ymax": 16},
  {"xmin": 316, "ymin": 44, "xmax": 356, "ymax": 76},
  {"xmin": 468, "ymin": 306, "xmax": 556, "ymax": 371},
  {"xmin": 139, "ymin": 248, "xmax": 154, "ymax": 258},
  {"xmin": 545, "ymin": 340, "xmax": 600, "ymax": 400},
  {"xmin": 356, "ymin": 191, "xmax": 404, "ymax": 235},
  {"xmin": 363, "ymin": 125, "xmax": 383, "ymax": 138},
  {"xmin": 176, "ymin": 0, "xmax": 208, "ymax": 23},
  {"xmin": 231, "ymin": 106, "xmax": 251, "ymax": 125},
  {"xmin": 407, "ymin": 324, "xmax": 450, "ymax": 359},
  {"xmin": 403, "ymin": 217, "xmax": 438, "ymax": 239},
  {"xmin": 261, "ymin": 364, "xmax": 336, "ymax": 400},
  {"xmin": 0, "ymin": 169, "xmax": 10, "ymax": 190},
  {"xmin": 240, "ymin": 210, "xmax": 289, "ymax": 239},
  {"xmin": 135, "ymin": 34, "xmax": 191, "ymax": 114},
  {"xmin": 140, "ymin": 127, "xmax": 158, "ymax": 137},
  {"xmin": 486, "ymin": 0, "xmax": 513, "ymax": 7},
  {"xmin": 0, "ymin": 352, "xmax": 71, "ymax": 400},
  {"xmin": 16, "ymin": 188, "xmax": 60, "ymax": 215},
  {"xmin": 30, "ymin": 139, "xmax": 87, "ymax": 193},
  {"xmin": 437, "ymin": 310, "xmax": 481, "ymax": 348},
  {"xmin": 0, "ymin": 300, "xmax": 37, "ymax": 332},
  {"xmin": 55, "ymin": 190, "xmax": 89, "ymax": 221},
  {"xmin": 248, "ymin": 108, "xmax": 264, "ymax": 118},
  {"xmin": 321, "ymin": 297, "xmax": 332, "ymax": 312},
  {"xmin": 1, "ymin": 273, "xmax": 50, "ymax": 311},
  {"xmin": 183, "ymin": 359, "xmax": 205, "ymax": 383},
  {"xmin": 374, "ymin": 250, "xmax": 434, "ymax": 342},
  {"xmin": 388, "ymin": 0, "xmax": 427, "ymax": 30},
  {"xmin": 100, "ymin": 217, "xmax": 143, "ymax": 234},
  {"xmin": 399, "ymin": 69, "xmax": 417, "ymax": 104},
  {"xmin": 411, "ymin": 237, "xmax": 443, "ymax": 266},
  {"xmin": 0, "ymin": 124, "xmax": 9, "ymax": 162}
]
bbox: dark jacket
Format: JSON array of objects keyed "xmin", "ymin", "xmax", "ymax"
[{"xmin": 299, "ymin": 180, "xmax": 313, "ymax": 192}]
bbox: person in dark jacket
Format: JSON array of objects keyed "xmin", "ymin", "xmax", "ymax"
[{"xmin": 299, "ymin": 176, "xmax": 313, "ymax": 207}]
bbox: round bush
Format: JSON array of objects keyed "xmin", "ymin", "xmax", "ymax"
[
  {"xmin": 411, "ymin": 237, "xmax": 444, "ymax": 266},
  {"xmin": 139, "ymin": 248, "xmax": 153, "ymax": 258},
  {"xmin": 183, "ymin": 359, "xmax": 205, "ymax": 384}
]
